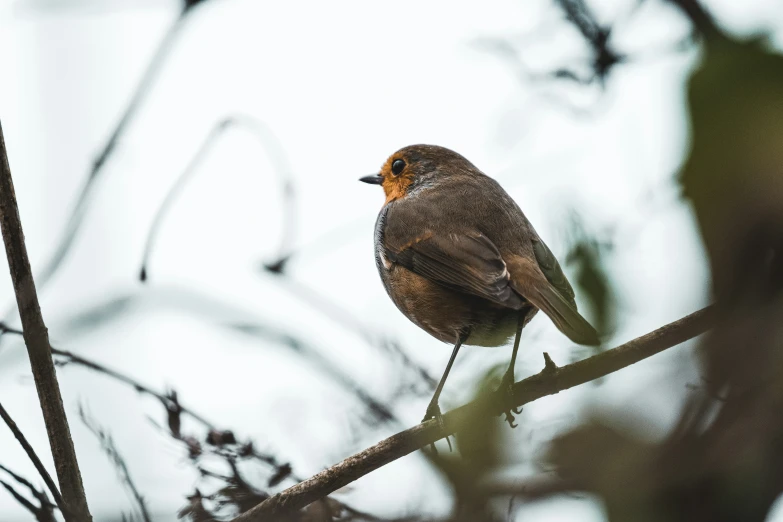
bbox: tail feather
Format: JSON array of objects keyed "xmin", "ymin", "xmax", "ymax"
[
  {"xmin": 532, "ymin": 284, "xmax": 600, "ymax": 346},
  {"xmin": 508, "ymin": 257, "xmax": 600, "ymax": 346}
]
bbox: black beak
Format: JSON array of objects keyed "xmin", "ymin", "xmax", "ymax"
[{"xmin": 359, "ymin": 174, "xmax": 383, "ymax": 185}]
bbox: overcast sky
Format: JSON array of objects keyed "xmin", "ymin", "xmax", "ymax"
[{"xmin": 0, "ymin": 0, "xmax": 782, "ymax": 520}]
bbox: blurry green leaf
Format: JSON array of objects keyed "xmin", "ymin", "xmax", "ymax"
[
  {"xmin": 453, "ymin": 364, "xmax": 508, "ymax": 471},
  {"xmin": 564, "ymin": 215, "xmax": 617, "ymax": 344},
  {"xmin": 681, "ymin": 35, "xmax": 783, "ymax": 300}
]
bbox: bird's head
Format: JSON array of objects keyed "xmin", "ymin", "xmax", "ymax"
[{"xmin": 360, "ymin": 144, "xmax": 477, "ymax": 204}]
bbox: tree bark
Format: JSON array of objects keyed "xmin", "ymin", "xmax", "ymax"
[{"xmin": 0, "ymin": 121, "xmax": 92, "ymax": 521}]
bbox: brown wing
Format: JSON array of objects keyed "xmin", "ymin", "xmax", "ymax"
[{"xmin": 383, "ymin": 231, "xmax": 525, "ymax": 309}]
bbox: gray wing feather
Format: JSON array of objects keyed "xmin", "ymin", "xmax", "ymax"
[{"xmin": 532, "ymin": 238, "xmax": 577, "ymax": 308}]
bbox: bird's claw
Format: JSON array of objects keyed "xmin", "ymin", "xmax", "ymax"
[
  {"xmin": 503, "ymin": 408, "xmax": 521, "ymax": 428},
  {"xmin": 423, "ymin": 403, "xmax": 454, "ymax": 452},
  {"xmin": 422, "ymin": 402, "xmax": 444, "ymax": 426},
  {"xmin": 497, "ymin": 371, "xmax": 522, "ymax": 429}
]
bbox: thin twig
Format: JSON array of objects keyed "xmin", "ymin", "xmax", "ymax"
[
  {"xmin": 0, "ymin": 402, "xmax": 65, "ymax": 512},
  {"xmin": 139, "ymin": 115, "xmax": 297, "ymax": 282},
  {"xmin": 45, "ymin": 338, "xmax": 295, "ymax": 484},
  {"xmin": 0, "ymin": 479, "xmax": 39, "ymax": 516},
  {"xmin": 232, "ymin": 306, "xmax": 716, "ymax": 521},
  {"xmin": 477, "ymin": 476, "xmax": 582, "ymax": 501},
  {"xmin": 554, "ymin": 0, "xmax": 624, "ymax": 83},
  {"xmin": 51, "ymin": 346, "xmax": 216, "ymax": 429},
  {"xmin": 24, "ymin": 15, "xmax": 190, "ymax": 300},
  {"xmin": 0, "ymin": 121, "xmax": 91, "ymax": 521},
  {"xmin": 0, "ymin": 464, "xmax": 58, "ymax": 522},
  {"xmin": 78, "ymin": 405, "xmax": 152, "ymax": 522},
  {"xmin": 269, "ymin": 276, "xmax": 437, "ymax": 391},
  {"xmin": 664, "ymin": 0, "xmax": 720, "ymax": 38},
  {"xmin": 0, "ymin": 11, "xmax": 195, "ymax": 339},
  {"xmin": 1, "ymin": 309, "xmax": 385, "ymax": 476}
]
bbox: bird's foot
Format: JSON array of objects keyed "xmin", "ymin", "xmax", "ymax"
[
  {"xmin": 422, "ymin": 402, "xmax": 453, "ymax": 453},
  {"xmin": 497, "ymin": 371, "xmax": 522, "ymax": 429},
  {"xmin": 422, "ymin": 402, "xmax": 443, "ymax": 424}
]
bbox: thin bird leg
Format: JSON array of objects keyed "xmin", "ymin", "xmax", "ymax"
[
  {"xmin": 423, "ymin": 331, "xmax": 468, "ymax": 425},
  {"xmin": 499, "ymin": 311, "xmax": 526, "ymax": 428}
]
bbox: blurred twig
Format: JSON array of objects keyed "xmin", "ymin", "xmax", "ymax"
[
  {"xmin": 0, "ymin": 464, "xmax": 57, "ymax": 522},
  {"xmin": 665, "ymin": 0, "xmax": 720, "ymax": 38},
  {"xmin": 0, "ymin": 322, "xmax": 302, "ymax": 494},
  {"xmin": 0, "ymin": 2, "xmax": 214, "ymax": 333},
  {"xmin": 476, "ymin": 0, "xmax": 696, "ymax": 109},
  {"xmin": 232, "ymin": 306, "xmax": 715, "ymax": 521},
  {"xmin": 51, "ymin": 345, "xmax": 216, "ymax": 429},
  {"xmin": 267, "ymin": 276, "xmax": 437, "ymax": 393},
  {"xmin": 24, "ymin": 287, "xmax": 399, "ymax": 428},
  {"xmin": 133, "ymin": 114, "xmax": 430, "ymax": 396},
  {"xmin": 140, "ymin": 115, "xmax": 297, "ymax": 282},
  {"xmin": 554, "ymin": 0, "xmax": 624, "ymax": 83},
  {"xmin": 78, "ymin": 404, "xmax": 151, "ymax": 522},
  {"xmin": 0, "ymin": 121, "xmax": 91, "ymax": 521},
  {"xmin": 7, "ymin": 14, "xmax": 189, "ymax": 317},
  {"xmin": 0, "ymin": 401, "xmax": 65, "ymax": 513}
]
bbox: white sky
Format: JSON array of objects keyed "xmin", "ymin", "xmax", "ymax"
[{"xmin": 0, "ymin": 0, "xmax": 781, "ymax": 520}]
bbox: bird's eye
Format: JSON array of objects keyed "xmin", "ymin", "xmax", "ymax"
[{"xmin": 391, "ymin": 159, "xmax": 406, "ymax": 176}]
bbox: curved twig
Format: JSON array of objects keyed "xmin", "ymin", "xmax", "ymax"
[
  {"xmin": 2, "ymin": 14, "xmax": 191, "ymax": 326},
  {"xmin": 139, "ymin": 115, "xmax": 297, "ymax": 282}
]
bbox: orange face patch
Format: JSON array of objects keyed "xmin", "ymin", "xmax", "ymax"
[{"xmin": 380, "ymin": 155, "xmax": 415, "ymax": 204}]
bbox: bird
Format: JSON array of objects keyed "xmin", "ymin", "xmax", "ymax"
[{"xmin": 360, "ymin": 144, "xmax": 600, "ymax": 427}]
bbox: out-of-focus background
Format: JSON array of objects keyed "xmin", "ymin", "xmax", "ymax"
[{"xmin": 0, "ymin": 0, "xmax": 782, "ymax": 520}]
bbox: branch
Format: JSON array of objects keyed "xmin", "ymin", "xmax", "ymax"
[
  {"xmin": 555, "ymin": 0, "xmax": 623, "ymax": 81},
  {"xmin": 78, "ymin": 405, "xmax": 151, "ymax": 522},
  {"xmin": 232, "ymin": 306, "xmax": 715, "ymax": 521},
  {"xmin": 0, "ymin": 324, "xmax": 304, "ymax": 491},
  {"xmin": 0, "ymin": 464, "xmax": 58, "ymax": 522},
  {"xmin": 0, "ymin": 122, "xmax": 92, "ymax": 521},
  {"xmin": 664, "ymin": 0, "xmax": 720, "ymax": 39},
  {"xmin": 19, "ymin": 14, "xmax": 190, "ymax": 305},
  {"xmin": 50, "ymin": 346, "xmax": 217, "ymax": 429},
  {"xmin": 0, "ymin": 402, "xmax": 65, "ymax": 513}
]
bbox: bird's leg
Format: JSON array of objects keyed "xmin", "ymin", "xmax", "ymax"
[
  {"xmin": 498, "ymin": 312, "xmax": 526, "ymax": 428},
  {"xmin": 423, "ymin": 331, "xmax": 468, "ymax": 428}
]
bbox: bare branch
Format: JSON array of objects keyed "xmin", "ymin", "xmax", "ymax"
[
  {"xmin": 50, "ymin": 346, "xmax": 216, "ymax": 429},
  {"xmin": 0, "ymin": 325, "xmax": 302, "ymax": 492},
  {"xmin": 0, "ymin": 121, "xmax": 91, "ymax": 521},
  {"xmin": 554, "ymin": 0, "xmax": 624, "ymax": 82},
  {"xmin": 78, "ymin": 405, "xmax": 151, "ymax": 522},
  {"xmin": 0, "ymin": 465, "xmax": 58, "ymax": 522},
  {"xmin": 664, "ymin": 0, "xmax": 720, "ymax": 38},
  {"xmin": 478, "ymin": 476, "xmax": 582, "ymax": 501},
  {"xmin": 232, "ymin": 306, "xmax": 715, "ymax": 521},
  {"xmin": 0, "ymin": 480, "xmax": 40, "ymax": 518},
  {"xmin": 0, "ymin": 402, "xmax": 65, "ymax": 513}
]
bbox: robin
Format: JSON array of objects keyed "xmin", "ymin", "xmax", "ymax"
[{"xmin": 360, "ymin": 144, "xmax": 599, "ymax": 427}]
